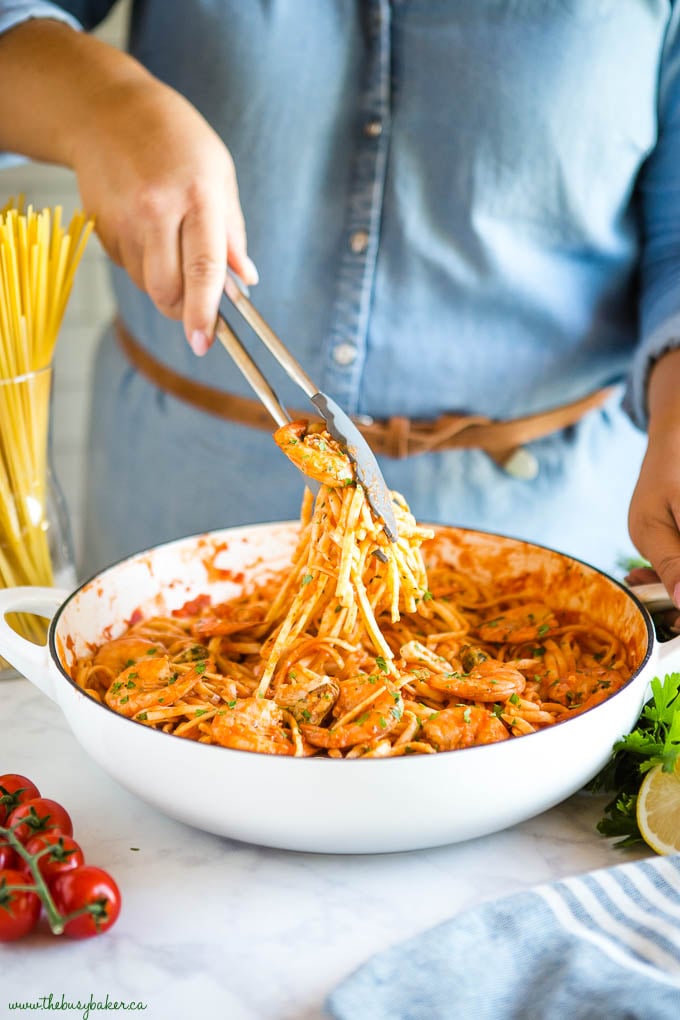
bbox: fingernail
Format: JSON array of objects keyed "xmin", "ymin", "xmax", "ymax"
[
  {"xmin": 673, "ymin": 582, "xmax": 680, "ymax": 609},
  {"xmin": 190, "ymin": 330, "xmax": 209, "ymax": 356},
  {"xmin": 244, "ymin": 257, "xmax": 259, "ymax": 285}
]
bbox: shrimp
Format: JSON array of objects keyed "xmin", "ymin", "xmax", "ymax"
[
  {"xmin": 476, "ymin": 603, "xmax": 558, "ymax": 644},
  {"xmin": 210, "ymin": 697, "xmax": 297, "ymax": 755},
  {"xmin": 420, "ymin": 705, "xmax": 509, "ymax": 752},
  {"xmin": 93, "ymin": 636, "xmax": 163, "ymax": 675},
  {"xmin": 104, "ymin": 657, "xmax": 205, "ymax": 717},
  {"xmin": 273, "ymin": 420, "xmax": 354, "ymax": 487},
  {"xmin": 424, "ymin": 658, "xmax": 526, "ymax": 703},
  {"xmin": 274, "ymin": 676, "xmax": 340, "ymax": 725},
  {"xmin": 191, "ymin": 598, "xmax": 267, "ymax": 639},
  {"xmin": 301, "ymin": 673, "xmax": 403, "ymax": 750},
  {"xmin": 540, "ymin": 666, "xmax": 625, "ymax": 710}
]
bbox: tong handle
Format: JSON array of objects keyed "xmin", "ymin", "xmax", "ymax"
[
  {"xmin": 225, "ymin": 271, "xmax": 318, "ymax": 400},
  {"xmin": 214, "ymin": 314, "xmax": 289, "ymax": 428}
]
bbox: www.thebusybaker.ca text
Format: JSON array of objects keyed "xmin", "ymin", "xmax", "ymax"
[{"xmin": 7, "ymin": 992, "xmax": 148, "ymax": 1020}]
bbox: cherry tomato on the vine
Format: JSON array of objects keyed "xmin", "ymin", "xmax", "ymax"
[
  {"xmin": 0, "ymin": 868, "xmax": 41, "ymax": 942},
  {"xmin": 0, "ymin": 843, "xmax": 18, "ymax": 870},
  {"xmin": 0, "ymin": 774, "xmax": 41, "ymax": 824},
  {"xmin": 6, "ymin": 798, "xmax": 73, "ymax": 844},
  {"xmin": 24, "ymin": 833, "xmax": 85, "ymax": 884},
  {"xmin": 50, "ymin": 866, "xmax": 121, "ymax": 939}
]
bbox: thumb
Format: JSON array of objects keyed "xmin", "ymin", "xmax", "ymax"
[{"xmin": 632, "ymin": 514, "xmax": 680, "ymax": 609}]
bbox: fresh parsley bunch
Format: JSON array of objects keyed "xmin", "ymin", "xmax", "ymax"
[{"xmin": 588, "ymin": 673, "xmax": 680, "ymax": 847}]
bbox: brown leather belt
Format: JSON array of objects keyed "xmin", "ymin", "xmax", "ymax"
[{"xmin": 115, "ymin": 316, "xmax": 616, "ymax": 468}]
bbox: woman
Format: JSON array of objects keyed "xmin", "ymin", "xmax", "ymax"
[{"xmin": 0, "ymin": 1, "xmax": 678, "ymax": 601}]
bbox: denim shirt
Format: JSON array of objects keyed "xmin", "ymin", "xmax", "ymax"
[{"xmin": 1, "ymin": 1, "xmax": 678, "ymax": 574}]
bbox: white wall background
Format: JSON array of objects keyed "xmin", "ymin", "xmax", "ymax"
[{"xmin": 0, "ymin": 2, "xmax": 130, "ymax": 566}]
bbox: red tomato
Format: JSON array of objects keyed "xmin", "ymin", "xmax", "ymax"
[
  {"xmin": 0, "ymin": 868, "xmax": 41, "ymax": 941},
  {"xmin": 24, "ymin": 833, "xmax": 85, "ymax": 884},
  {"xmin": 6, "ymin": 798, "xmax": 73, "ymax": 844},
  {"xmin": 0, "ymin": 774, "xmax": 41, "ymax": 824},
  {"xmin": 50, "ymin": 866, "xmax": 121, "ymax": 939},
  {"xmin": 0, "ymin": 843, "xmax": 18, "ymax": 870}
]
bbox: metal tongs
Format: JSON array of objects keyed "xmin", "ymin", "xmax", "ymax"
[{"xmin": 215, "ymin": 272, "xmax": 398, "ymax": 542}]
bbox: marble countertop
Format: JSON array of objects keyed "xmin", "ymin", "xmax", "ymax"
[{"xmin": 1, "ymin": 675, "xmax": 650, "ymax": 1020}]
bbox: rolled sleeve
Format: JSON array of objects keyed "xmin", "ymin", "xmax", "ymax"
[
  {"xmin": 0, "ymin": 2, "xmax": 82, "ymax": 36},
  {"xmin": 625, "ymin": 8, "xmax": 680, "ymax": 428}
]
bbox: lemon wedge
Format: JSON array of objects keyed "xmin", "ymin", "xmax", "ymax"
[{"xmin": 636, "ymin": 759, "xmax": 680, "ymax": 855}]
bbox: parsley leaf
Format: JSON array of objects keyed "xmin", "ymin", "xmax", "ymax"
[{"xmin": 588, "ymin": 672, "xmax": 680, "ymax": 847}]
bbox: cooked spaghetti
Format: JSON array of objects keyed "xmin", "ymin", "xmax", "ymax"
[{"xmin": 72, "ymin": 421, "xmax": 634, "ymax": 757}]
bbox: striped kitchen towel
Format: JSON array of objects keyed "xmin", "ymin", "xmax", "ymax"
[{"xmin": 327, "ymin": 854, "xmax": 680, "ymax": 1020}]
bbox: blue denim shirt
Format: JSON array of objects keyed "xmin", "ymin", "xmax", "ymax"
[{"xmin": 1, "ymin": 1, "xmax": 678, "ymax": 575}]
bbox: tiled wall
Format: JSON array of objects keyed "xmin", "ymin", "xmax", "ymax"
[{"xmin": 0, "ymin": 3, "xmax": 129, "ymax": 568}]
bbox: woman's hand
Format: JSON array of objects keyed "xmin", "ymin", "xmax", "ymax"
[
  {"xmin": 73, "ymin": 78, "xmax": 257, "ymax": 355},
  {"xmin": 0, "ymin": 19, "xmax": 256, "ymax": 356},
  {"xmin": 628, "ymin": 349, "xmax": 680, "ymax": 608}
]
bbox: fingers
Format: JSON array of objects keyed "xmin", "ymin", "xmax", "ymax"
[
  {"xmin": 142, "ymin": 214, "xmax": 182, "ymax": 320},
  {"xmin": 644, "ymin": 527, "xmax": 680, "ymax": 609},
  {"xmin": 178, "ymin": 165, "xmax": 258, "ymax": 355},
  {"xmin": 629, "ymin": 496, "xmax": 680, "ymax": 609},
  {"xmin": 223, "ymin": 173, "xmax": 259, "ymax": 287},
  {"xmin": 179, "ymin": 197, "xmax": 229, "ymax": 355},
  {"xmin": 624, "ymin": 567, "xmax": 658, "ymax": 586}
]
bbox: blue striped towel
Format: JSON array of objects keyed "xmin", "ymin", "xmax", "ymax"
[{"xmin": 327, "ymin": 854, "xmax": 680, "ymax": 1020}]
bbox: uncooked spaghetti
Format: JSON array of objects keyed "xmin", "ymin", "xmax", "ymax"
[
  {"xmin": 0, "ymin": 200, "xmax": 92, "ymax": 648},
  {"xmin": 0, "ymin": 200, "xmax": 92, "ymax": 595},
  {"xmin": 71, "ymin": 422, "xmax": 633, "ymax": 758}
]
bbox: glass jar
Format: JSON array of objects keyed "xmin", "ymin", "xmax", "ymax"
[{"xmin": 0, "ymin": 364, "xmax": 76, "ymax": 678}]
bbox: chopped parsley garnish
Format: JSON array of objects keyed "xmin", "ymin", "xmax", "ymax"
[
  {"xmin": 508, "ymin": 693, "xmax": 521, "ymax": 706},
  {"xmin": 375, "ymin": 656, "xmax": 389, "ymax": 673},
  {"xmin": 137, "ymin": 712, "xmax": 148, "ymax": 721},
  {"xmin": 301, "ymin": 573, "xmax": 314, "ymax": 585}
]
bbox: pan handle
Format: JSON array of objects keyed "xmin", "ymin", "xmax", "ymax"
[
  {"xmin": 629, "ymin": 581, "xmax": 680, "ymax": 667},
  {"xmin": 0, "ymin": 587, "xmax": 69, "ymax": 703},
  {"xmin": 630, "ymin": 582, "xmax": 675, "ymax": 614}
]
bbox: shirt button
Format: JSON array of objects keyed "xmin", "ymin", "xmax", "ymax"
[
  {"xmin": 364, "ymin": 120, "xmax": 383, "ymax": 138},
  {"xmin": 333, "ymin": 343, "xmax": 357, "ymax": 366},
  {"xmin": 349, "ymin": 230, "xmax": 369, "ymax": 254}
]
